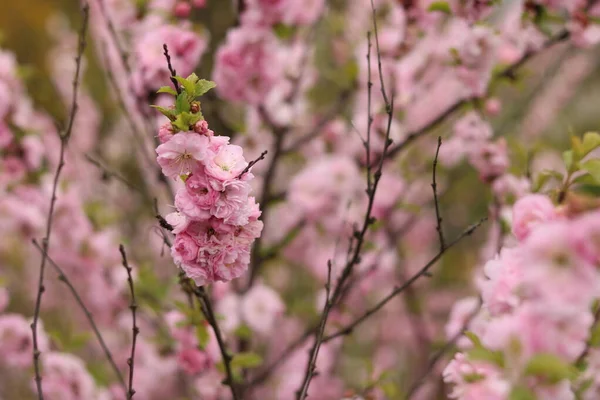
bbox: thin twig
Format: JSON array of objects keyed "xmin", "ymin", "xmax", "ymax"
[
  {"xmin": 237, "ymin": 150, "xmax": 268, "ymax": 179},
  {"xmin": 85, "ymin": 154, "xmax": 142, "ymax": 192},
  {"xmin": 296, "ymin": 261, "xmax": 333, "ymax": 399},
  {"xmin": 321, "ymin": 217, "xmax": 487, "ymax": 343},
  {"xmin": 32, "ymin": 240, "xmax": 127, "ymax": 394},
  {"xmin": 432, "ymin": 137, "xmax": 446, "ymax": 251},
  {"xmin": 163, "ymin": 44, "xmax": 181, "ymax": 95},
  {"xmin": 119, "ymin": 245, "xmax": 139, "ymax": 399},
  {"xmin": 295, "ymin": 3, "xmax": 394, "ymax": 395},
  {"xmin": 31, "ymin": 6, "xmax": 89, "ymax": 398},
  {"xmin": 193, "ymin": 287, "xmax": 240, "ymax": 400}
]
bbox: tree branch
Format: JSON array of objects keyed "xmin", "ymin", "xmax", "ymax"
[
  {"xmin": 32, "ymin": 240, "xmax": 127, "ymax": 394},
  {"xmin": 432, "ymin": 137, "xmax": 446, "ymax": 251},
  {"xmin": 119, "ymin": 245, "xmax": 139, "ymax": 399},
  {"xmin": 31, "ymin": 5, "xmax": 89, "ymax": 398},
  {"xmin": 193, "ymin": 287, "xmax": 240, "ymax": 400},
  {"xmin": 321, "ymin": 217, "xmax": 487, "ymax": 343}
]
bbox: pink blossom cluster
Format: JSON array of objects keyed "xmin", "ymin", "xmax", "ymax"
[
  {"xmin": 155, "ymin": 86, "xmax": 263, "ymax": 285},
  {"xmin": 213, "ymin": 26, "xmax": 283, "ymax": 105},
  {"xmin": 440, "ymin": 111, "xmax": 510, "ymax": 183},
  {"xmin": 444, "ymin": 194, "xmax": 600, "ymax": 399}
]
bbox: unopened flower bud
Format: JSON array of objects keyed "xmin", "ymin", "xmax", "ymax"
[{"xmin": 174, "ymin": 1, "xmax": 192, "ymax": 18}]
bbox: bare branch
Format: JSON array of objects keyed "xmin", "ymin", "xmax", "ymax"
[
  {"xmin": 32, "ymin": 240, "xmax": 127, "ymax": 394},
  {"xmin": 237, "ymin": 150, "xmax": 268, "ymax": 179},
  {"xmin": 296, "ymin": 261, "xmax": 333, "ymax": 399},
  {"xmin": 31, "ymin": 5, "xmax": 89, "ymax": 397},
  {"xmin": 193, "ymin": 287, "xmax": 240, "ymax": 400},
  {"xmin": 163, "ymin": 44, "xmax": 181, "ymax": 95},
  {"xmin": 432, "ymin": 137, "xmax": 446, "ymax": 251},
  {"xmin": 119, "ymin": 245, "xmax": 139, "ymax": 399},
  {"xmin": 321, "ymin": 217, "xmax": 487, "ymax": 343},
  {"xmin": 295, "ymin": 2, "xmax": 395, "ymax": 395}
]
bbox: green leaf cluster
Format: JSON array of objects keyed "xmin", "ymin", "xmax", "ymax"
[{"xmin": 151, "ymin": 73, "xmax": 217, "ymax": 132}]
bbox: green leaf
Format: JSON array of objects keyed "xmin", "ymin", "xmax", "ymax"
[
  {"xmin": 157, "ymin": 86, "xmax": 177, "ymax": 96},
  {"xmin": 581, "ymin": 159, "xmax": 600, "ymax": 183},
  {"xmin": 464, "ymin": 331, "xmax": 483, "ymax": 347},
  {"xmin": 234, "ymin": 324, "xmax": 253, "ymax": 340},
  {"xmin": 524, "ymin": 353, "xmax": 578, "ymax": 383},
  {"xmin": 194, "ymin": 79, "xmax": 217, "ymax": 97},
  {"xmin": 196, "ymin": 324, "xmax": 209, "ymax": 349},
  {"xmin": 428, "ymin": 1, "xmax": 452, "ymax": 14},
  {"xmin": 273, "ymin": 23, "xmax": 296, "ymax": 40},
  {"xmin": 175, "ymin": 93, "xmax": 191, "ymax": 114},
  {"xmin": 509, "ymin": 385, "xmax": 536, "ymax": 400},
  {"xmin": 563, "ymin": 150, "xmax": 574, "ymax": 173},
  {"xmin": 172, "ymin": 112, "xmax": 202, "ymax": 132},
  {"xmin": 581, "ymin": 132, "xmax": 600, "ymax": 157},
  {"xmin": 231, "ymin": 352, "xmax": 263, "ymax": 370},
  {"xmin": 575, "ymin": 184, "xmax": 600, "ymax": 197},
  {"xmin": 572, "ymin": 135, "xmax": 584, "ymax": 162},
  {"xmin": 175, "ymin": 75, "xmax": 196, "ymax": 95},
  {"xmin": 467, "ymin": 346, "xmax": 505, "ymax": 368},
  {"xmin": 533, "ymin": 170, "xmax": 563, "ymax": 192},
  {"xmin": 150, "ymin": 105, "xmax": 176, "ymax": 120}
]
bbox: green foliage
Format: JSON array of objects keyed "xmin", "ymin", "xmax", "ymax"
[
  {"xmin": 509, "ymin": 385, "xmax": 537, "ymax": 400},
  {"xmin": 152, "ymin": 73, "xmax": 216, "ymax": 132},
  {"xmin": 523, "ymin": 353, "xmax": 578, "ymax": 384},
  {"xmin": 427, "ymin": 1, "xmax": 452, "ymax": 14},
  {"xmin": 233, "ymin": 324, "xmax": 253, "ymax": 340},
  {"xmin": 231, "ymin": 352, "xmax": 263, "ymax": 369},
  {"xmin": 464, "ymin": 331, "xmax": 505, "ymax": 368}
]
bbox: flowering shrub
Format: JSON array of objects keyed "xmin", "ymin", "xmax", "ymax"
[{"xmin": 0, "ymin": 0, "xmax": 599, "ymax": 399}]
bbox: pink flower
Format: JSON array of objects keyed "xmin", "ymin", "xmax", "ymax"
[
  {"xmin": 512, "ymin": 194, "xmax": 558, "ymax": 241},
  {"xmin": 186, "ymin": 171, "xmax": 220, "ymax": 210},
  {"xmin": 213, "ymin": 26, "xmax": 282, "ymax": 104},
  {"xmin": 480, "ymin": 248, "xmax": 525, "ymax": 316},
  {"xmin": 41, "ymin": 352, "xmax": 96, "ymax": 400},
  {"xmin": 443, "ymin": 353, "xmax": 510, "ymax": 400},
  {"xmin": 132, "ymin": 25, "xmax": 206, "ymax": 94},
  {"xmin": 175, "ymin": 188, "xmax": 212, "ymax": 221},
  {"xmin": 241, "ymin": 283, "xmax": 285, "ymax": 335},
  {"xmin": 172, "ymin": 232, "xmax": 200, "ymax": 264},
  {"xmin": 571, "ymin": 211, "xmax": 600, "ymax": 266},
  {"xmin": 193, "ymin": 120, "xmax": 214, "ymax": 136},
  {"xmin": 468, "ymin": 138, "xmax": 509, "ymax": 182},
  {"xmin": 204, "ymin": 144, "xmax": 248, "ymax": 187},
  {"xmin": 165, "ymin": 211, "xmax": 190, "ymax": 234},
  {"xmin": 177, "ymin": 348, "xmax": 210, "ymax": 375},
  {"xmin": 157, "ymin": 122, "xmax": 174, "ymax": 143},
  {"xmin": 0, "ymin": 314, "xmax": 48, "ymax": 368},
  {"xmin": 212, "ymin": 180, "xmax": 252, "ymax": 225},
  {"xmin": 156, "ymin": 132, "xmax": 209, "ymax": 179}
]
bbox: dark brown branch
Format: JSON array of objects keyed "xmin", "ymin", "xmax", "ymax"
[
  {"xmin": 295, "ymin": 3, "xmax": 394, "ymax": 395},
  {"xmin": 31, "ymin": 6, "xmax": 89, "ymax": 398},
  {"xmin": 296, "ymin": 261, "xmax": 333, "ymax": 399},
  {"xmin": 32, "ymin": 240, "xmax": 127, "ymax": 393},
  {"xmin": 321, "ymin": 217, "xmax": 487, "ymax": 343},
  {"xmin": 237, "ymin": 150, "xmax": 268, "ymax": 179},
  {"xmin": 119, "ymin": 245, "xmax": 139, "ymax": 399},
  {"xmin": 432, "ymin": 137, "xmax": 446, "ymax": 251},
  {"xmin": 193, "ymin": 287, "xmax": 240, "ymax": 400},
  {"xmin": 85, "ymin": 154, "xmax": 142, "ymax": 192},
  {"xmin": 163, "ymin": 44, "xmax": 181, "ymax": 95}
]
